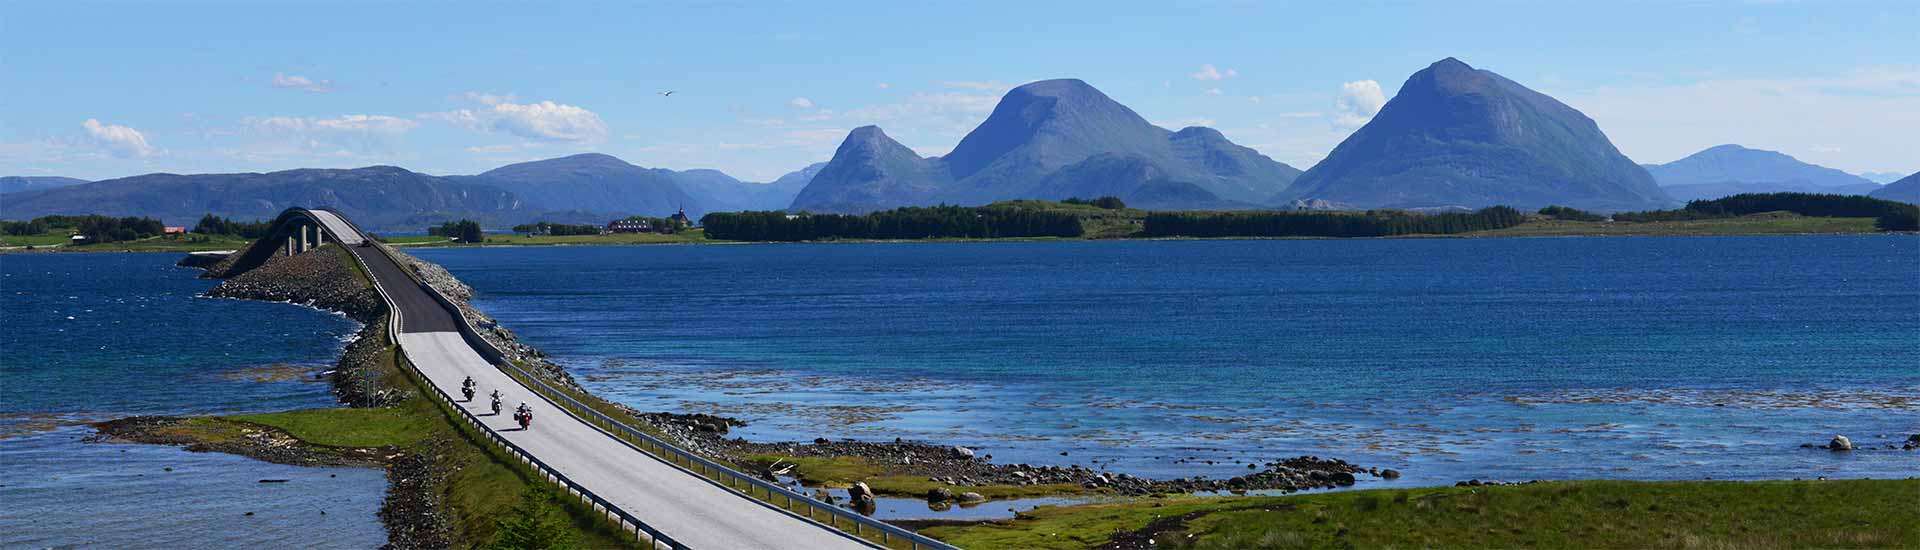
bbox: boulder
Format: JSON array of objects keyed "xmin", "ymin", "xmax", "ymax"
[
  {"xmin": 1380, "ymin": 469, "xmax": 1402, "ymax": 480},
  {"xmin": 1829, "ymin": 435, "xmax": 1854, "ymax": 451},
  {"xmin": 926, "ymin": 487, "xmax": 955, "ymax": 503},
  {"xmin": 848, "ymin": 482, "xmax": 875, "ymax": 508},
  {"xmin": 1331, "ymin": 472, "xmax": 1357, "ymax": 486},
  {"xmin": 950, "ymin": 446, "xmax": 975, "ymax": 460},
  {"xmin": 958, "ymin": 492, "xmax": 986, "ymax": 503}
]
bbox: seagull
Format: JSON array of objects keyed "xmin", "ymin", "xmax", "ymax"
[{"xmin": 658, "ymin": 91, "xmax": 675, "ymax": 97}]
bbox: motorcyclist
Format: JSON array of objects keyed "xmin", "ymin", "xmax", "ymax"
[
  {"xmin": 514, "ymin": 402, "xmax": 533, "ymax": 428},
  {"xmin": 462, "ymin": 376, "xmax": 474, "ymax": 389},
  {"xmin": 489, "ymin": 390, "xmax": 503, "ymax": 414}
]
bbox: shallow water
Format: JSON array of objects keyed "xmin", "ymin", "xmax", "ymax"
[
  {"xmin": 415, "ymin": 236, "xmax": 1920, "ymax": 486},
  {"xmin": 1, "ymin": 252, "xmax": 383, "ymax": 546}
]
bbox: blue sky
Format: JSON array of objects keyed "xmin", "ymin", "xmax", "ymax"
[{"xmin": 3, "ymin": 1, "xmax": 1915, "ymax": 182}]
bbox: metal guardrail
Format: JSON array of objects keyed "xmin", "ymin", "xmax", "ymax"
[
  {"xmin": 316, "ymin": 218, "xmax": 686, "ymax": 548},
  {"xmin": 329, "ymin": 218, "xmax": 955, "ymax": 550},
  {"xmin": 372, "ymin": 233, "xmax": 955, "ymax": 550}
]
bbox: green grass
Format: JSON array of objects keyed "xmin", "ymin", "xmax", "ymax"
[
  {"xmin": 742, "ymin": 453, "xmax": 1100, "ymax": 500},
  {"xmin": 1468, "ymin": 213, "xmax": 1881, "ymax": 237},
  {"xmin": 0, "ymin": 232, "xmax": 252, "ymax": 252},
  {"xmin": 231, "ymin": 405, "xmax": 439, "ymax": 448},
  {"xmin": 924, "ymin": 479, "xmax": 1920, "ymax": 549},
  {"xmin": 388, "ymin": 229, "xmax": 708, "ymax": 248}
]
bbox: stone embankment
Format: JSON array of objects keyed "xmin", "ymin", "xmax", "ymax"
[{"xmin": 387, "ymin": 248, "xmax": 578, "ymax": 387}]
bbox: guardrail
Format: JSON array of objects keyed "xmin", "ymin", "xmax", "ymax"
[
  {"xmin": 327, "ymin": 228, "xmax": 686, "ymax": 548},
  {"xmin": 372, "ymin": 236, "xmax": 956, "ymax": 550}
]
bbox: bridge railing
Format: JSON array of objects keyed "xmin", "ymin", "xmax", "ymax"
[
  {"xmin": 331, "ymin": 229, "xmax": 686, "ymax": 549},
  {"xmin": 372, "ymin": 239, "xmax": 955, "ymax": 550}
]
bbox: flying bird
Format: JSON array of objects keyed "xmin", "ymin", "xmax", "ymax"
[{"xmin": 658, "ymin": 91, "xmax": 675, "ymax": 97}]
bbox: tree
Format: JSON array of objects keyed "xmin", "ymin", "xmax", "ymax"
[
  {"xmin": 485, "ymin": 488, "xmax": 578, "ymax": 550},
  {"xmin": 1091, "ymin": 196, "xmax": 1127, "ymax": 210},
  {"xmin": 430, "ymin": 220, "xmax": 485, "ymax": 243}
]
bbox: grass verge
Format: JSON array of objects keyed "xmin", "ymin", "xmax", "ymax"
[{"xmin": 923, "ymin": 479, "xmax": 1920, "ymax": 549}]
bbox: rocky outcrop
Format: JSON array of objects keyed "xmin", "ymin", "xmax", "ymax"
[{"xmin": 207, "ymin": 245, "xmax": 382, "ymax": 321}]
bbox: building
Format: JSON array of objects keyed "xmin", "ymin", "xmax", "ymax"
[
  {"xmin": 604, "ymin": 219, "xmax": 652, "ymax": 234},
  {"xmin": 668, "ymin": 207, "xmax": 692, "ymax": 228},
  {"xmin": 163, "ymin": 226, "xmax": 188, "ymax": 235}
]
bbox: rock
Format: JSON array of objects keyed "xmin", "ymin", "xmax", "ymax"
[
  {"xmin": 1331, "ymin": 472, "xmax": 1356, "ymax": 486},
  {"xmin": 1829, "ymin": 435, "xmax": 1854, "ymax": 451},
  {"xmin": 1380, "ymin": 469, "xmax": 1401, "ymax": 480},
  {"xmin": 950, "ymin": 446, "xmax": 975, "ymax": 459},
  {"xmin": 1908, "ymin": 434, "xmax": 1920, "ymax": 443},
  {"xmin": 926, "ymin": 487, "xmax": 955, "ymax": 503},
  {"xmin": 848, "ymin": 482, "xmax": 875, "ymax": 508},
  {"xmin": 958, "ymin": 492, "xmax": 986, "ymax": 503}
]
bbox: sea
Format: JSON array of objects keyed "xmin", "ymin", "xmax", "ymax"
[
  {"xmin": 0, "ymin": 252, "xmax": 385, "ymax": 548},
  {"xmin": 2, "ymin": 235, "xmax": 1915, "ymax": 538},
  {"xmin": 407, "ymin": 235, "xmax": 1920, "ymax": 487}
]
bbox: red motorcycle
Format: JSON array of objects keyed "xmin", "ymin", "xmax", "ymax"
[{"xmin": 513, "ymin": 405, "xmax": 533, "ymax": 430}]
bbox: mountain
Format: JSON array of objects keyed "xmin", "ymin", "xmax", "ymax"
[
  {"xmin": 460, "ymin": 153, "xmax": 702, "ymax": 219},
  {"xmin": 1283, "ymin": 58, "xmax": 1672, "ymax": 212},
  {"xmin": 0, "ymin": 176, "xmax": 87, "ymax": 194},
  {"xmin": 791, "ymin": 78, "xmax": 1301, "ymax": 213},
  {"xmin": 1646, "ymin": 144, "xmax": 1879, "ymax": 194},
  {"xmin": 791, "ymin": 126, "xmax": 954, "ymax": 213},
  {"xmin": 0, "ymin": 166, "xmax": 524, "ymax": 230},
  {"xmin": 1869, "ymin": 172, "xmax": 1920, "ymax": 204},
  {"xmin": 1860, "ymin": 171, "xmax": 1908, "ymax": 184},
  {"xmin": 682, "ymin": 162, "xmax": 824, "ymax": 212}
]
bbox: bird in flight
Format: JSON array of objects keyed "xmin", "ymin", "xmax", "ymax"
[{"xmin": 658, "ymin": 91, "xmax": 675, "ymax": 97}]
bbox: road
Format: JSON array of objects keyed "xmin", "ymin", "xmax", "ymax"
[{"xmin": 329, "ymin": 214, "xmax": 877, "ymax": 549}]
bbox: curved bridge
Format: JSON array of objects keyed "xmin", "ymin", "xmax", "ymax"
[{"xmin": 254, "ymin": 208, "xmax": 951, "ymax": 550}]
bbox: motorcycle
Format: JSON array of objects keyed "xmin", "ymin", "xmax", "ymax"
[
  {"xmin": 461, "ymin": 385, "xmax": 475, "ymax": 401},
  {"xmin": 514, "ymin": 408, "xmax": 533, "ymax": 430},
  {"xmin": 490, "ymin": 396, "xmax": 503, "ymax": 415}
]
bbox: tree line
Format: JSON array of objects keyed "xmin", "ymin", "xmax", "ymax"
[
  {"xmin": 510, "ymin": 221, "xmax": 601, "ymax": 236},
  {"xmin": 1537, "ymin": 205, "xmax": 1606, "ymax": 222},
  {"xmin": 1614, "ymin": 192, "xmax": 1918, "ymax": 231},
  {"xmin": 1, "ymin": 214, "xmax": 167, "ymax": 243},
  {"xmin": 1142, "ymin": 206, "xmax": 1526, "ymax": 238},
  {"xmin": 192, "ymin": 214, "xmax": 275, "ymax": 238},
  {"xmin": 428, "ymin": 219, "xmax": 485, "ymax": 243},
  {"xmin": 701, "ymin": 205, "xmax": 1084, "ymax": 241}
]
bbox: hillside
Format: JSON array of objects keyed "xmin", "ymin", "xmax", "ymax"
[
  {"xmin": 0, "ymin": 176, "xmax": 87, "ymax": 194},
  {"xmin": 1283, "ymin": 58, "xmax": 1672, "ymax": 212},
  {"xmin": 1870, "ymin": 172, "xmax": 1919, "ymax": 204},
  {"xmin": 1646, "ymin": 144, "xmax": 1882, "ymax": 200},
  {"xmin": 0, "ymin": 166, "xmax": 524, "ymax": 230}
]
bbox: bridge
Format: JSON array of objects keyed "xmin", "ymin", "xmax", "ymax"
[{"xmin": 262, "ymin": 208, "xmax": 955, "ymax": 550}]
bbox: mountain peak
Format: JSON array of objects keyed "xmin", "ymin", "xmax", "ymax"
[{"xmin": 1429, "ymin": 57, "xmax": 1472, "ymax": 71}]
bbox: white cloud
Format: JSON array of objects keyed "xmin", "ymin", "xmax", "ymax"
[
  {"xmin": 875, "ymin": 82, "xmax": 891, "ymax": 90},
  {"xmin": 1191, "ymin": 64, "xmax": 1238, "ymax": 81},
  {"xmin": 271, "ymin": 73, "xmax": 333, "ymax": 93},
  {"xmin": 424, "ymin": 94, "xmax": 609, "ymax": 143},
  {"xmin": 466, "ymin": 144, "xmax": 515, "ymax": 154},
  {"xmin": 82, "ymin": 118, "xmax": 155, "ymax": 157},
  {"xmin": 242, "ymin": 114, "xmax": 419, "ymax": 154},
  {"xmin": 1333, "ymin": 80, "xmax": 1387, "ymax": 129},
  {"xmin": 1205, "ymin": 88, "xmax": 1223, "ymax": 96},
  {"xmin": 789, "ymin": 97, "xmax": 816, "ymax": 109}
]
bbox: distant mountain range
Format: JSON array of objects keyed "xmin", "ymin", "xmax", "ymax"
[
  {"xmin": 1644, "ymin": 144, "xmax": 1882, "ymax": 201},
  {"xmin": 1860, "ymin": 172, "xmax": 1908, "ymax": 185},
  {"xmin": 0, "ymin": 176, "xmax": 87, "ymax": 194},
  {"xmin": 1870, "ymin": 172, "xmax": 1919, "ymax": 204},
  {"xmin": 1285, "ymin": 58, "xmax": 1672, "ymax": 212},
  {"xmin": 0, "ymin": 156, "xmax": 820, "ymax": 230},
  {"xmin": 791, "ymin": 78, "xmax": 1300, "ymax": 213}
]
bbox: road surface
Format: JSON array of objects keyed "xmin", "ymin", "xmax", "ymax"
[{"xmin": 329, "ymin": 214, "xmax": 877, "ymax": 549}]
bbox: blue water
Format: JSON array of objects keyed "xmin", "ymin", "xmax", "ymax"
[
  {"xmin": 0, "ymin": 252, "xmax": 383, "ymax": 547},
  {"xmin": 414, "ymin": 236, "xmax": 1920, "ymax": 486}
]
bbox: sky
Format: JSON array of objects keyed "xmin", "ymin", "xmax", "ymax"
[{"xmin": 2, "ymin": 1, "xmax": 1916, "ymax": 183}]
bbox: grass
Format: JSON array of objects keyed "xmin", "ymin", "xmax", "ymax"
[
  {"xmin": 923, "ymin": 479, "xmax": 1920, "ymax": 549},
  {"xmin": 1467, "ymin": 212, "xmax": 1882, "ymax": 237},
  {"xmin": 0, "ymin": 232, "xmax": 252, "ymax": 252},
  {"xmin": 742, "ymin": 453, "xmax": 1100, "ymax": 500},
  {"xmin": 387, "ymin": 229, "xmax": 708, "ymax": 248}
]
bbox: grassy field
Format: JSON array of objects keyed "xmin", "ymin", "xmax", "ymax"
[
  {"xmin": 384, "ymin": 229, "xmax": 707, "ymax": 247},
  {"xmin": 924, "ymin": 479, "xmax": 1920, "ymax": 549},
  {"xmin": 1466, "ymin": 213, "xmax": 1882, "ymax": 237},
  {"xmin": 0, "ymin": 232, "xmax": 252, "ymax": 252}
]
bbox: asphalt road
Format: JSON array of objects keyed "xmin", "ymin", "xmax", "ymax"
[{"xmin": 317, "ymin": 210, "xmax": 876, "ymax": 549}]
